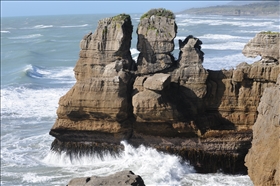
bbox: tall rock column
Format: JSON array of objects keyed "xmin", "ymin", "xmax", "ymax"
[
  {"xmin": 245, "ymin": 74, "xmax": 280, "ymax": 186},
  {"xmin": 136, "ymin": 8, "xmax": 177, "ymax": 74},
  {"xmin": 172, "ymin": 36, "xmax": 208, "ymax": 115},
  {"xmin": 49, "ymin": 14, "xmax": 135, "ymax": 151}
]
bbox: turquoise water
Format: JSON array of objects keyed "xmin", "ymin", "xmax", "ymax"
[{"xmin": 1, "ymin": 13, "xmax": 279, "ymax": 185}]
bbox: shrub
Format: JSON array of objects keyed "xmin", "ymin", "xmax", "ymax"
[
  {"xmin": 112, "ymin": 14, "xmax": 131, "ymax": 21},
  {"xmin": 140, "ymin": 8, "xmax": 175, "ymax": 20},
  {"xmin": 260, "ymin": 31, "xmax": 279, "ymax": 34}
]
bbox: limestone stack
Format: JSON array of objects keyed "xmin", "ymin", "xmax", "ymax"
[
  {"xmin": 136, "ymin": 8, "xmax": 177, "ymax": 74},
  {"xmin": 50, "ymin": 14, "xmax": 135, "ymax": 148}
]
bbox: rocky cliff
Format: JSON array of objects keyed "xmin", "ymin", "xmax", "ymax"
[
  {"xmin": 49, "ymin": 10, "xmax": 280, "ymax": 174},
  {"xmin": 245, "ymin": 74, "xmax": 280, "ymax": 186}
]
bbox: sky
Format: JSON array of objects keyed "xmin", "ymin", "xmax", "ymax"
[{"xmin": 1, "ymin": 1, "xmax": 231, "ymax": 17}]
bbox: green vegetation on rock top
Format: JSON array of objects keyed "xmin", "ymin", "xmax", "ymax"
[
  {"xmin": 141, "ymin": 8, "xmax": 175, "ymax": 20},
  {"xmin": 112, "ymin": 14, "xmax": 131, "ymax": 21},
  {"xmin": 260, "ymin": 31, "xmax": 279, "ymax": 34}
]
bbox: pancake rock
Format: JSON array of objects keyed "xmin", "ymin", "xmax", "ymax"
[
  {"xmin": 242, "ymin": 32, "xmax": 280, "ymax": 63},
  {"xmin": 245, "ymin": 74, "xmax": 280, "ymax": 186},
  {"xmin": 132, "ymin": 35, "xmax": 208, "ymax": 138},
  {"xmin": 67, "ymin": 170, "xmax": 145, "ymax": 186},
  {"xmin": 50, "ymin": 14, "xmax": 135, "ymax": 150},
  {"xmin": 49, "ymin": 9, "xmax": 280, "ymax": 174},
  {"xmin": 136, "ymin": 8, "xmax": 177, "ymax": 74}
]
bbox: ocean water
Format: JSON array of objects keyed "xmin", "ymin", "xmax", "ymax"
[{"xmin": 1, "ymin": 13, "xmax": 279, "ymax": 185}]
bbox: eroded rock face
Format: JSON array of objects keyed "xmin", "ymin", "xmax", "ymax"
[
  {"xmin": 132, "ymin": 36, "xmax": 208, "ymax": 138},
  {"xmin": 136, "ymin": 9, "xmax": 177, "ymax": 74},
  {"xmin": 172, "ymin": 36, "xmax": 208, "ymax": 104},
  {"xmin": 242, "ymin": 32, "xmax": 280, "ymax": 63},
  {"xmin": 205, "ymin": 61, "xmax": 279, "ymax": 131},
  {"xmin": 50, "ymin": 14, "xmax": 135, "ymax": 145},
  {"xmin": 245, "ymin": 74, "xmax": 280, "ymax": 186},
  {"xmin": 67, "ymin": 170, "xmax": 145, "ymax": 186}
]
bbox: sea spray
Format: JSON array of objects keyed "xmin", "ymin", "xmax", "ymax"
[{"xmin": 44, "ymin": 140, "xmax": 195, "ymax": 185}]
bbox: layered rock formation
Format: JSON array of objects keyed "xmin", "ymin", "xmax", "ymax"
[
  {"xmin": 245, "ymin": 74, "xmax": 280, "ymax": 186},
  {"xmin": 67, "ymin": 170, "xmax": 145, "ymax": 186},
  {"xmin": 136, "ymin": 8, "xmax": 177, "ymax": 74},
  {"xmin": 50, "ymin": 14, "xmax": 135, "ymax": 152},
  {"xmin": 49, "ymin": 9, "xmax": 280, "ymax": 174},
  {"xmin": 243, "ymin": 32, "xmax": 280, "ymax": 63}
]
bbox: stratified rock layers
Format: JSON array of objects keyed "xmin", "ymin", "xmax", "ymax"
[
  {"xmin": 50, "ymin": 14, "xmax": 135, "ymax": 145},
  {"xmin": 245, "ymin": 74, "xmax": 280, "ymax": 186},
  {"xmin": 49, "ymin": 10, "xmax": 280, "ymax": 174},
  {"xmin": 243, "ymin": 32, "xmax": 280, "ymax": 63},
  {"xmin": 136, "ymin": 9, "xmax": 177, "ymax": 74}
]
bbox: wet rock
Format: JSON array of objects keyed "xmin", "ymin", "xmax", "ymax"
[{"xmin": 67, "ymin": 170, "xmax": 145, "ymax": 186}]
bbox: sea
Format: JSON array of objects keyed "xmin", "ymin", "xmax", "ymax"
[{"xmin": 1, "ymin": 13, "xmax": 279, "ymax": 186}]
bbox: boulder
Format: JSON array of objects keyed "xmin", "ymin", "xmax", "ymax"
[
  {"xmin": 143, "ymin": 73, "xmax": 171, "ymax": 91},
  {"xmin": 67, "ymin": 170, "xmax": 145, "ymax": 186},
  {"xmin": 245, "ymin": 74, "xmax": 280, "ymax": 186}
]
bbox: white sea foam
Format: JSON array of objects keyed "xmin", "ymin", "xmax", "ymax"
[
  {"xmin": 197, "ymin": 34, "xmax": 252, "ymax": 40},
  {"xmin": 1, "ymin": 30, "xmax": 10, "ymax": 33},
  {"xmin": 182, "ymin": 173, "xmax": 253, "ymax": 186},
  {"xmin": 131, "ymin": 48, "xmax": 140, "ymax": 61},
  {"xmin": 22, "ymin": 173, "xmax": 53, "ymax": 183},
  {"xmin": 238, "ymin": 30, "xmax": 262, "ymax": 34},
  {"xmin": 177, "ymin": 18, "xmax": 275, "ymax": 28},
  {"xmin": 175, "ymin": 34, "xmax": 251, "ymax": 42},
  {"xmin": 130, "ymin": 48, "xmax": 140, "ymax": 55},
  {"xmin": 21, "ymin": 25, "xmax": 53, "ymax": 30},
  {"xmin": 203, "ymin": 53, "xmax": 261, "ymax": 70},
  {"xmin": 202, "ymin": 42, "xmax": 246, "ymax": 50},
  {"xmin": 24, "ymin": 64, "xmax": 75, "ymax": 82},
  {"xmin": 60, "ymin": 24, "xmax": 89, "ymax": 28},
  {"xmin": 33, "ymin": 25, "xmax": 53, "ymax": 29},
  {"xmin": 8, "ymin": 34, "xmax": 43, "ymax": 40},
  {"xmin": 44, "ymin": 141, "xmax": 194, "ymax": 185},
  {"xmin": 0, "ymin": 86, "xmax": 69, "ymax": 119}
]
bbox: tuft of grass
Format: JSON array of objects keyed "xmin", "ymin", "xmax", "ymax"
[
  {"xmin": 260, "ymin": 31, "xmax": 279, "ymax": 34},
  {"xmin": 112, "ymin": 13, "xmax": 131, "ymax": 21},
  {"xmin": 140, "ymin": 8, "xmax": 175, "ymax": 20}
]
